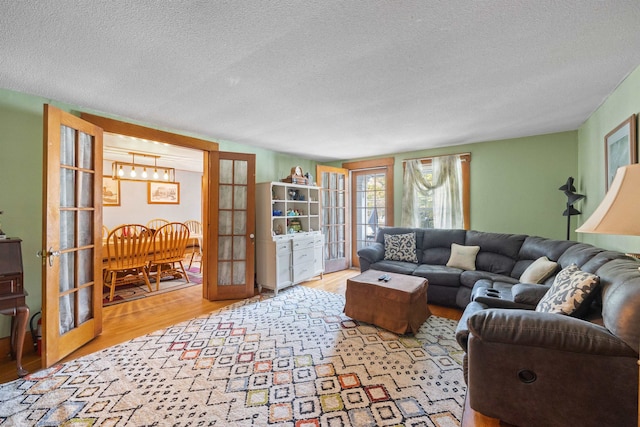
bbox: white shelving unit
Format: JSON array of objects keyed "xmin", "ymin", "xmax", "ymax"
[{"xmin": 256, "ymin": 182, "xmax": 324, "ymax": 294}]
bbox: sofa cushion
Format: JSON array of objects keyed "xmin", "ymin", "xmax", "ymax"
[
  {"xmin": 557, "ymin": 243, "xmax": 605, "ymax": 269},
  {"xmin": 383, "ymin": 232, "xmax": 419, "ymax": 263},
  {"xmin": 511, "ymin": 283, "xmax": 551, "ymax": 306},
  {"xmin": 520, "ymin": 256, "xmax": 558, "ymax": 284},
  {"xmin": 465, "ymin": 231, "xmax": 526, "ymax": 275},
  {"xmin": 535, "ymin": 264, "xmax": 599, "ymax": 315},
  {"xmin": 460, "ymin": 271, "xmax": 519, "ymax": 289},
  {"xmin": 511, "ymin": 236, "xmax": 577, "ymax": 278},
  {"xmin": 447, "ymin": 243, "xmax": 480, "ymax": 270},
  {"xmin": 369, "ymin": 260, "xmax": 419, "ymax": 276},
  {"xmin": 412, "ymin": 264, "xmax": 462, "ymax": 287},
  {"xmin": 421, "ymin": 229, "xmax": 467, "ymax": 264}
]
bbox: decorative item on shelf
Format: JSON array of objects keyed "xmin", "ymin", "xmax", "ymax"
[
  {"xmin": 577, "ymin": 164, "xmax": 640, "ymax": 272},
  {"xmin": 288, "ymin": 189, "xmax": 300, "ymax": 200},
  {"xmin": 287, "ymin": 218, "xmax": 302, "ymax": 233},
  {"xmin": 272, "ymin": 209, "xmax": 283, "ymax": 217},
  {"xmin": 305, "ymin": 172, "xmax": 316, "ymax": 186},
  {"xmin": 112, "ymin": 151, "xmax": 176, "ymax": 182},
  {"xmin": 559, "ymin": 177, "xmax": 585, "ymax": 240},
  {"xmin": 281, "ymin": 166, "xmax": 308, "ymax": 185}
]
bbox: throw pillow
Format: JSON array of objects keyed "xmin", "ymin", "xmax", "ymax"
[
  {"xmin": 535, "ymin": 264, "xmax": 599, "ymax": 315},
  {"xmin": 383, "ymin": 232, "xmax": 419, "ymax": 263},
  {"xmin": 446, "ymin": 243, "xmax": 480, "ymax": 271},
  {"xmin": 520, "ymin": 256, "xmax": 558, "ymax": 284}
]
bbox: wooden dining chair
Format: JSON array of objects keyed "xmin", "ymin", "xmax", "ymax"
[
  {"xmin": 103, "ymin": 224, "xmax": 153, "ymax": 302},
  {"xmin": 184, "ymin": 220, "xmax": 203, "ymax": 272},
  {"xmin": 148, "ymin": 222, "xmax": 191, "ymax": 290},
  {"xmin": 146, "ymin": 218, "xmax": 169, "ymax": 232},
  {"xmin": 102, "ymin": 225, "xmax": 110, "ymax": 240}
]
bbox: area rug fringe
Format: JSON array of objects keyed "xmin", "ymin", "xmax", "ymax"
[{"xmin": 0, "ymin": 286, "xmax": 466, "ymax": 426}]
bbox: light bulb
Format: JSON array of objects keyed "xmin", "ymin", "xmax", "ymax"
[
  {"xmin": 153, "ymin": 169, "xmax": 159, "ymax": 180},
  {"xmin": 118, "ymin": 165, "xmax": 124, "ymax": 177},
  {"xmin": 142, "ymin": 167, "xmax": 148, "ymax": 178},
  {"xmin": 163, "ymin": 170, "xmax": 169, "ymax": 180},
  {"xmin": 130, "ymin": 166, "xmax": 136, "ymax": 178}
]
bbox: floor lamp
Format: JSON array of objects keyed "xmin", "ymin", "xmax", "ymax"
[
  {"xmin": 559, "ymin": 177, "xmax": 585, "ymax": 240},
  {"xmin": 576, "ymin": 163, "xmax": 640, "ymax": 426}
]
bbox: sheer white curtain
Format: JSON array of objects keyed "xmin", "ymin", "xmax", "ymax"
[{"xmin": 401, "ymin": 155, "xmax": 463, "ymax": 229}]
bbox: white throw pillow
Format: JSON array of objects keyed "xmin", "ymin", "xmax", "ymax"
[
  {"xmin": 383, "ymin": 232, "xmax": 419, "ymax": 263},
  {"xmin": 535, "ymin": 264, "xmax": 599, "ymax": 315},
  {"xmin": 446, "ymin": 243, "xmax": 480, "ymax": 271},
  {"xmin": 520, "ymin": 256, "xmax": 558, "ymax": 284}
]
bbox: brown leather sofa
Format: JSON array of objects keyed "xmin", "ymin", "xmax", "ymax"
[{"xmin": 357, "ymin": 227, "xmax": 640, "ymax": 426}]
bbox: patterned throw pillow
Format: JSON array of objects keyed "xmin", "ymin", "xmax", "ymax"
[
  {"xmin": 384, "ymin": 232, "xmax": 419, "ymax": 263},
  {"xmin": 520, "ymin": 256, "xmax": 558, "ymax": 284},
  {"xmin": 446, "ymin": 243, "xmax": 480, "ymax": 271},
  {"xmin": 535, "ymin": 264, "xmax": 599, "ymax": 315}
]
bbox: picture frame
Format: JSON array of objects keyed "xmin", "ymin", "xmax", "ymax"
[
  {"xmin": 102, "ymin": 176, "xmax": 120, "ymax": 206},
  {"xmin": 147, "ymin": 182, "xmax": 180, "ymax": 204},
  {"xmin": 605, "ymin": 115, "xmax": 637, "ymax": 190}
]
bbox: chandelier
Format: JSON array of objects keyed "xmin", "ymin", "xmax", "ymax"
[{"xmin": 111, "ymin": 152, "xmax": 176, "ymax": 182}]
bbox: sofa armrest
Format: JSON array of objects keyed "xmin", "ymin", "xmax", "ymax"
[
  {"xmin": 468, "ymin": 309, "xmax": 636, "ymax": 357},
  {"xmin": 357, "ymin": 243, "xmax": 385, "ymax": 268},
  {"xmin": 511, "ymin": 283, "xmax": 549, "ymax": 306}
]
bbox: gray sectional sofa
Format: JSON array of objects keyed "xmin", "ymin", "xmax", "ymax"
[{"xmin": 357, "ymin": 227, "xmax": 640, "ymax": 427}]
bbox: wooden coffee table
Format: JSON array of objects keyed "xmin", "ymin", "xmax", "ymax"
[{"xmin": 344, "ymin": 269, "xmax": 430, "ymax": 334}]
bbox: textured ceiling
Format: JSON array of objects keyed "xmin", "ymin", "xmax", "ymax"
[{"xmin": 2, "ymin": 1, "xmax": 640, "ymax": 161}]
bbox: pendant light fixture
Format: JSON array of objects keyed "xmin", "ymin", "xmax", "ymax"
[{"xmin": 112, "ymin": 152, "xmax": 175, "ymax": 182}]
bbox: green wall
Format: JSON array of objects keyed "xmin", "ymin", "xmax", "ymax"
[
  {"xmin": 327, "ymin": 131, "xmax": 579, "ymax": 239},
  {"xmin": 577, "ymin": 64, "xmax": 640, "ymax": 252},
  {"xmin": 0, "ymin": 88, "xmax": 318, "ymax": 337},
  {"xmin": 2, "ymin": 63, "xmax": 638, "ymax": 339}
]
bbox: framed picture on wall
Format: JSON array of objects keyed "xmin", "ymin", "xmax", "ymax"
[
  {"xmin": 605, "ymin": 115, "xmax": 637, "ymax": 191},
  {"xmin": 148, "ymin": 182, "xmax": 180, "ymax": 204},
  {"xmin": 102, "ymin": 176, "xmax": 120, "ymax": 206}
]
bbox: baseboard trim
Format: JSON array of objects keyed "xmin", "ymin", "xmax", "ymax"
[{"xmin": 0, "ymin": 331, "xmax": 36, "ymax": 359}]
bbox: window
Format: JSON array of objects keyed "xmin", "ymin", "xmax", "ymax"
[{"xmin": 404, "ymin": 154, "xmax": 471, "ymax": 230}]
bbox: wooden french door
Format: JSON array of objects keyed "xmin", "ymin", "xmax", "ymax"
[
  {"xmin": 317, "ymin": 165, "xmax": 349, "ymax": 272},
  {"xmin": 207, "ymin": 151, "xmax": 256, "ymax": 300},
  {"xmin": 41, "ymin": 105, "xmax": 103, "ymax": 367}
]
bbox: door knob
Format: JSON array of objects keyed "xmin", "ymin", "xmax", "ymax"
[{"xmin": 37, "ymin": 247, "xmax": 61, "ymax": 267}]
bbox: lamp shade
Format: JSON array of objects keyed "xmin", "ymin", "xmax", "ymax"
[{"xmin": 576, "ymin": 164, "xmax": 640, "ymax": 235}]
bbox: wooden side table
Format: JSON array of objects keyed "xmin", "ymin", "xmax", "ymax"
[{"xmin": 0, "ymin": 239, "xmax": 30, "ymax": 377}]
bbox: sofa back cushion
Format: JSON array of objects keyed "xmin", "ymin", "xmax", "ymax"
[
  {"xmin": 465, "ymin": 230, "xmax": 526, "ymax": 275},
  {"xmin": 598, "ymin": 258, "xmax": 640, "ymax": 352},
  {"xmin": 511, "ymin": 236, "xmax": 577, "ymax": 279},
  {"xmin": 557, "ymin": 243, "xmax": 604, "ymax": 269},
  {"xmin": 420, "ymin": 228, "xmax": 466, "ymax": 264}
]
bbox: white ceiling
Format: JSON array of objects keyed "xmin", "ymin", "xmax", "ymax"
[{"xmin": 2, "ymin": 1, "xmax": 640, "ymax": 162}]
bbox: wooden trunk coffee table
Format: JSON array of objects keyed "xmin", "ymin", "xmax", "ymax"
[{"xmin": 344, "ymin": 269, "xmax": 430, "ymax": 334}]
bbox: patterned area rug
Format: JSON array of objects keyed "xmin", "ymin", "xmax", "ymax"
[
  {"xmin": 0, "ymin": 286, "xmax": 466, "ymax": 426},
  {"xmin": 103, "ymin": 267, "xmax": 202, "ymax": 307}
]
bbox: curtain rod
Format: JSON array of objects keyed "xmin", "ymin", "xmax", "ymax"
[{"xmin": 402, "ymin": 152, "xmax": 471, "ymax": 163}]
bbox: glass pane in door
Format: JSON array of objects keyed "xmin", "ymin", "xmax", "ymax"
[
  {"xmin": 353, "ymin": 171, "xmax": 387, "ymax": 254},
  {"xmin": 218, "ymin": 159, "xmax": 249, "ymax": 286},
  {"xmin": 59, "ymin": 125, "xmax": 95, "ymax": 333}
]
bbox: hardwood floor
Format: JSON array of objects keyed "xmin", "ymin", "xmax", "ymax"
[{"xmin": 0, "ymin": 268, "xmax": 500, "ymax": 426}]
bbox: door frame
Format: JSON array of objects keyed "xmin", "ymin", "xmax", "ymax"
[{"xmin": 80, "ymin": 113, "xmax": 220, "ymax": 299}]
